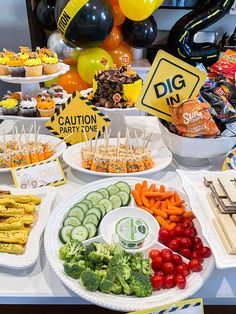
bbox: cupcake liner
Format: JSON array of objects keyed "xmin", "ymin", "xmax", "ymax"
[
  {"xmin": 0, "ymin": 64, "xmax": 9, "ymax": 76},
  {"xmin": 25, "ymin": 65, "xmax": 43, "ymax": 77},
  {"xmin": 43, "ymin": 63, "xmax": 58, "ymax": 75},
  {"xmin": 38, "ymin": 107, "xmax": 55, "ymax": 117},
  {"xmin": 2, "ymin": 106, "xmax": 19, "ymax": 116},
  {"xmin": 8, "ymin": 66, "xmax": 25, "ymax": 77},
  {"xmin": 20, "ymin": 107, "xmax": 38, "ymax": 117}
]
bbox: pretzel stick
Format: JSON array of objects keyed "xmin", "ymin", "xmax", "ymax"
[{"xmin": 145, "ymin": 132, "xmax": 153, "ymax": 148}]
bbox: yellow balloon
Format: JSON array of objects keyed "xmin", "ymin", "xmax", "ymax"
[
  {"xmin": 44, "ymin": 77, "xmax": 58, "ymax": 88},
  {"xmin": 155, "ymin": 0, "xmax": 164, "ymax": 9},
  {"xmin": 118, "ymin": 0, "xmax": 156, "ymax": 21},
  {"xmin": 78, "ymin": 48, "xmax": 113, "ymax": 84}
]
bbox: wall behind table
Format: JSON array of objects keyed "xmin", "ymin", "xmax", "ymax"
[{"xmin": 0, "ymin": 0, "xmax": 31, "ymax": 97}]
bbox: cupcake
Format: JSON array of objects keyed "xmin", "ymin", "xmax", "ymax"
[
  {"xmin": 42, "ymin": 52, "xmax": 59, "ymax": 75},
  {"xmin": 2, "ymin": 49, "xmax": 14, "ymax": 60},
  {"xmin": 36, "ymin": 47, "xmax": 52, "ymax": 61},
  {"xmin": 19, "ymin": 46, "xmax": 30, "ymax": 61},
  {"xmin": 8, "ymin": 56, "xmax": 25, "ymax": 77},
  {"xmin": 4, "ymin": 90, "xmax": 21, "ymax": 101},
  {"xmin": 37, "ymin": 94, "xmax": 55, "ymax": 117},
  {"xmin": 20, "ymin": 95, "xmax": 37, "ymax": 117},
  {"xmin": 24, "ymin": 54, "xmax": 43, "ymax": 77},
  {"xmin": 0, "ymin": 53, "xmax": 10, "ymax": 75},
  {"xmin": 0, "ymin": 98, "xmax": 19, "ymax": 115},
  {"xmin": 48, "ymin": 84, "xmax": 68, "ymax": 112}
]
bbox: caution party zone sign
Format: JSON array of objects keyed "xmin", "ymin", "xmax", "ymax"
[{"xmin": 45, "ymin": 92, "xmax": 110, "ymax": 145}]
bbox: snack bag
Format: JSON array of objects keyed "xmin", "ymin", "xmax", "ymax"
[
  {"xmin": 170, "ymin": 98, "xmax": 220, "ymax": 138},
  {"xmin": 208, "ymin": 50, "xmax": 236, "ymax": 80}
]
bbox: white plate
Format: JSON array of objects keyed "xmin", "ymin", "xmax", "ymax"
[
  {"xmin": 0, "ymin": 63, "xmax": 70, "ymax": 84},
  {"xmin": 0, "ymin": 185, "xmax": 57, "ymax": 269},
  {"xmin": 178, "ymin": 169, "xmax": 236, "ymax": 269},
  {"xmin": 0, "ymin": 134, "xmax": 67, "ymax": 173},
  {"xmin": 62, "ymin": 138, "xmax": 172, "ymax": 177},
  {"xmin": 44, "ymin": 177, "xmax": 215, "ymax": 312}
]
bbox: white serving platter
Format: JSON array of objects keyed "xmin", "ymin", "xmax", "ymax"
[
  {"xmin": 62, "ymin": 138, "xmax": 172, "ymax": 177},
  {"xmin": 0, "ymin": 134, "xmax": 67, "ymax": 173},
  {"xmin": 178, "ymin": 169, "xmax": 236, "ymax": 269},
  {"xmin": 44, "ymin": 177, "xmax": 214, "ymax": 312},
  {"xmin": 0, "ymin": 185, "xmax": 57, "ymax": 269}
]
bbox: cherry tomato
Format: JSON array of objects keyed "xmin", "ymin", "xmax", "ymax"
[
  {"xmin": 193, "ymin": 237, "xmax": 203, "ymax": 245},
  {"xmin": 188, "ymin": 259, "xmax": 203, "ymax": 272},
  {"xmin": 164, "ymin": 274, "xmax": 175, "ymax": 289},
  {"xmin": 179, "ymin": 248, "xmax": 192, "ymax": 259},
  {"xmin": 155, "ymin": 271, "xmax": 164, "ymax": 276},
  {"xmin": 159, "ymin": 228, "xmax": 170, "ymax": 244},
  {"xmin": 194, "ymin": 242, "xmax": 204, "ymax": 251},
  {"xmin": 180, "ymin": 237, "xmax": 192, "ymax": 249},
  {"xmin": 161, "ymin": 249, "xmax": 174, "ymax": 262},
  {"xmin": 191, "ymin": 251, "xmax": 203, "ymax": 263},
  {"xmin": 175, "ymin": 273, "xmax": 186, "ymax": 289},
  {"xmin": 176, "ymin": 263, "xmax": 190, "ymax": 276},
  {"xmin": 168, "ymin": 239, "xmax": 180, "ymax": 252},
  {"xmin": 151, "ymin": 256, "xmax": 163, "ymax": 271},
  {"xmin": 172, "ymin": 253, "xmax": 183, "ymax": 265},
  {"xmin": 174, "ymin": 224, "xmax": 184, "ymax": 237},
  {"xmin": 150, "ymin": 274, "xmax": 164, "ymax": 290},
  {"xmin": 200, "ymin": 246, "xmax": 212, "ymax": 258},
  {"xmin": 149, "ymin": 249, "xmax": 161, "ymax": 260},
  {"xmin": 183, "ymin": 228, "xmax": 196, "ymax": 239},
  {"xmin": 162, "ymin": 262, "xmax": 175, "ymax": 274},
  {"xmin": 174, "ymin": 236, "xmax": 183, "ymax": 245},
  {"xmin": 182, "ymin": 220, "xmax": 194, "ymax": 229},
  {"xmin": 169, "ymin": 229, "xmax": 175, "ymax": 239}
]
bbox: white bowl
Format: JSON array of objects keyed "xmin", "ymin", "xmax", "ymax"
[{"xmin": 158, "ymin": 120, "xmax": 236, "ymax": 166}]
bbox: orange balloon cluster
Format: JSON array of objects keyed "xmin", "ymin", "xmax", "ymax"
[
  {"xmin": 58, "ymin": 70, "xmax": 91, "ymax": 94},
  {"xmin": 100, "ymin": 26, "xmax": 122, "ymax": 50}
]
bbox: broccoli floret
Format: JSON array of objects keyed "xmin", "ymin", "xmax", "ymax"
[
  {"xmin": 63, "ymin": 260, "xmax": 87, "ymax": 279},
  {"xmin": 111, "ymin": 280, "xmax": 123, "ymax": 295},
  {"xmin": 99, "ymin": 278, "xmax": 114, "ymax": 294},
  {"xmin": 130, "ymin": 253, "xmax": 145, "ymax": 271},
  {"xmin": 117, "ymin": 271, "xmax": 133, "ymax": 295},
  {"xmin": 87, "ymin": 251, "xmax": 103, "ymax": 263},
  {"xmin": 84, "ymin": 243, "xmax": 96, "ymax": 256},
  {"xmin": 80, "ymin": 269, "xmax": 100, "ymax": 292},
  {"xmin": 141, "ymin": 259, "xmax": 154, "ymax": 276},
  {"xmin": 86, "ymin": 242, "xmax": 112, "ymax": 264},
  {"xmin": 129, "ymin": 271, "xmax": 153, "ymax": 297},
  {"xmin": 59, "ymin": 240, "xmax": 85, "ymax": 261},
  {"xmin": 109, "ymin": 243, "xmax": 124, "ymax": 256},
  {"xmin": 95, "ymin": 269, "xmax": 107, "ymax": 282}
]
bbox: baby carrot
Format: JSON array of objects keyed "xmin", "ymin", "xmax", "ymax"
[
  {"xmin": 161, "ymin": 201, "xmax": 167, "ymax": 210},
  {"xmin": 171, "ymin": 200, "xmax": 185, "ymax": 207},
  {"xmin": 151, "ymin": 208, "xmax": 168, "ymax": 219},
  {"xmin": 162, "ymin": 209, "xmax": 184, "ymax": 215},
  {"xmin": 150, "ymin": 198, "xmax": 156, "ymax": 207},
  {"xmin": 131, "ymin": 190, "xmax": 143, "ymax": 206},
  {"xmin": 142, "ymin": 180, "xmax": 147, "ymax": 191},
  {"xmin": 183, "ymin": 211, "xmax": 195, "ymax": 219},
  {"xmin": 170, "ymin": 195, "xmax": 175, "ymax": 203},
  {"xmin": 174, "ymin": 191, "xmax": 181, "ymax": 202},
  {"xmin": 144, "ymin": 192, "xmax": 163, "ymax": 198},
  {"xmin": 154, "ymin": 200, "xmax": 161, "ymax": 209},
  {"xmin": 148, "ymin": 184, "xmax": 156, "ymax": 192},
  {"xmin": 169, "ymin": 215, "xmax": 181, "ymax": 223},
  {"xmin": 141, "ymin": 193, "xmax": 150, "ymax": 208},
  {"xmin": 169, "ymin": 223, "xmax": 176, "ymax": 230},
  {"xmin": 156, "ymin": 216, "xmax": 170, "ymax": 229},
  {"xmin": 168, "ymin": 206, "xmax": 184, "ymax": 211},
  {"xmin": 140, "ymin": 206, "xmax": 153, "ymax": 214},
  {"xmin": 135, "ymin": 183, "xmax": 142, "ymax": 195},
  {"xmin": 160, "ymin": 185, "xmax": 165, "ymax": 193},
  {"xmin": 161, "ymin": 191, "xmax": 174, "ymax": 200},
  {"xmin": 166, "ymin": 199, "xmax": 171, "ymax": 207}
]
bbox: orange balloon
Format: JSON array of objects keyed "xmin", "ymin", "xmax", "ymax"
[
  {"xmin": 63, "ymin": 57, "xmax": 77, "ymax": 66},
  {"xmin": 58, "ymin": 70, "xmax": 91, "ymax": 94},
  {"xmin": 108, "ymin": 42, "xmax": 133, "ymax": 67},
  {"xmin": 100, "ymin": 26, "xmax": 122, "ymax": 50},
  {"xmin": 113, "ymin": 4, "xmax": 126, "ymax": 26}
]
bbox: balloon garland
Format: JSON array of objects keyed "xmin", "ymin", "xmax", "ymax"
[{"xmin": 168, "ymin": 0, "xmax": 235, "ymax": 65}]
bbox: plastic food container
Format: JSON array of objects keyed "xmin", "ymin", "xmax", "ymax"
[{"xmin": 115, "ymin": 217, "xmax": 149, "ymax": 249}]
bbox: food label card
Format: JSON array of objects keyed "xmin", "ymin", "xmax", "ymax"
[
  {"xmin": 11, "ymin": 158, "xmax": 66, "ymax": 189},
  {"xmin": 135, "ymin": 50, "xmax": 206, "ymax": 122},
  {"xmin": 129, "ymin": 299, "xmax": 204, "ymax": 314},
  {"xmin": 45, "ymin": 91, "xmax": 111, "ymax": 145}
]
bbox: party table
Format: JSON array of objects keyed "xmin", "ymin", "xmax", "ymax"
[{"xmin": 0, "ymin": 116, "xmax": 235, "ymax": 306}]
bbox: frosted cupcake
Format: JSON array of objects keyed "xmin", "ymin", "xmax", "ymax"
[
  {"xmin": 2, "ymin": 49, "xmax": 14, "ymax": 60},
  {"xmin": 0, "ymin": 98, "xmax": 19, "ymax": 115},
  {"xmin": 24, "ymin": 54, "xmax": 43, "ymax": 77},
  {"xmin": 20, "ymin": 95, "xmax": 37, "ymax": 117},
  {"xmin": 42, "ymin": 52, "xmax": 59, "ymax": 74},
  {"xmin": 48, "ymin": 84, "xmax": 68, "ymax": 112},
  {"xmin": 4, "ymin": 90, "xmax": 21, "ymax": 101},
  {"xmin": 37, "ymin": 94, "xmax": 55, "ymax": 117},
  {"xmin": 19, "ymin": 46, "xmax": 30, "ymax": 61},
  {"xmin": 0, "ymin": 53, "xmax": 10, "ymax": 75},
  {"xmin": 8, "ymin": 56, "xmax": 25, "ymax": 77}
]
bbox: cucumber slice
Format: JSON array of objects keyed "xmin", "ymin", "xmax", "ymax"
[
  {"xmin": 107, "ymin": 184, "xmax": 120, "ymax": 196},
  {"xmin": 115, "ymin": 181, "xmax": 131, "ymax": 194},
  {"xmin": 84, "ymin": 222, "xmax": 97, "ymax": 239},
  {"xmin": 68, "ymin": 207, "xmax": 85, "ymax": 222},
  {"xmin": 109, "ymin": 195, "xmax": 122, "ymax": 209},
  {"xmin": 64, "ymin": 216, "xmax": 81, "ymax": 227},
  {"xmin": 98, "ymin": 198, "xmax": 113, "ymax": 213},
  {"xmin": 85, "ymin": 191, "xmax": 103, "ymax": 205},
  {"xmin": 71, "ymin": 226, "xmax": 88, "ymax": 241},
  {"xmin": 97, "ymin": 188, "xmax": 109, "ymax": 199},
  {"xmin": 75, "ymin": 202, "xmax": 89, "ymax": 213},
  {"xmin": 116, "ymin": 191, "xmax": 130, "ymax": 206},
  {"xmin": 83, "ymin": 213, "xmax": 99, "ymax": 226},
  {"xmin": 86, "ymin": 207, "xmax": 102, "ymax": 220},
  {"xmin": 94, "ymin": 204, "xmax": 106, "ymax": 217},
  {"xmin": 81, "ymin": 199, "xmax": 93, "ymax": 209},
  {"xmin": 59, "ymin": 225, "xmax": 74, "ymax": 244}
]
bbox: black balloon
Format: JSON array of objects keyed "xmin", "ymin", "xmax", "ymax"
[
  {"xmin": 36, "ymin": 0, "xmax": 57, "ymax": 31},
  {"xmin": 168, "ymin": 0, "xmax": 235, "ymax": 66},
  {"xmin": 55, "ymin": 0, "xmax": 114, "ymax": 49},
  {"xmin": 122, "ymin": 16, "xmax": 157, "ymax": 49}
]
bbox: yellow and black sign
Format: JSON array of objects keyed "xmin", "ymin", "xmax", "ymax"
[
  {"xmin": 135, "ymin": 50, "xmax": 206, "ymax": 122},
  {"xmin": 57, "ymin": 0, "xmax": 89, "ymax": 35},
  {"xmin": 45, "ymin": 92, "xmax": 110, "ymax": 146}
]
